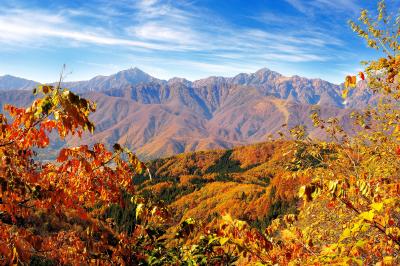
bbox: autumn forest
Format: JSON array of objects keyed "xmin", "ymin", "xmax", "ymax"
[{"xmin": 1, "ymin": 1, "xmax": 400, "ymax": 265}]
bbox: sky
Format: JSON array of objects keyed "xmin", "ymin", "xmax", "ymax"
[{"xmin": 0, "ymin": 0, "xmax": 394, "ymax": 84}]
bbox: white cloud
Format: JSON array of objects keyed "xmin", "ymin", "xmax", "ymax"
[
  {"xmin": 0, "ymin": 2, "xmax": 343, "ymax": 62},
  {"xmin": 261, "ymin": 52, "xmax": 327, "ymax": 62},
  {"xmin": 0, "ymin": 0, "xmax": 358, "ymax": 84},
  {"xmin": 0, "ymin": 8, "xmax": 196, "ymax": 51},
  {"xmin": 285, "ymin": 0, "xmax": 359, "ymax": 15},
  {"xmin": 127, "ymin": 23, "xmax": 198, "ymax": 45},
  {"xmin": 133, "ymin": 0, "xmax": 193, "ymax": 21}
]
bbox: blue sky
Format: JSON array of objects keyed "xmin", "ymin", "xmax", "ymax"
[{"xmin": 0, "ymin": 0, "xmax": 393, "ymax": 84}]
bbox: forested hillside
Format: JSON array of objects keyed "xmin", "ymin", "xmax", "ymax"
[{"xmin": 139, "ymin": 141, "xmax": 304, "ymax": 230}]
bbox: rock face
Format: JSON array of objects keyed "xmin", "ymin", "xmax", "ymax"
[{"xmin": 0, "ymin": 68, "xmax": 372, "ymax": 159}]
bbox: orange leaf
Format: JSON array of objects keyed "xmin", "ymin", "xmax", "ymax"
[{"xmin": 345, "ymin": 75, "xmax": 357, "ymax": 88}]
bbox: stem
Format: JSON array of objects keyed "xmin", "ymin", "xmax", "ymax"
[
  {"xmin": 233, "ymin": 241, "xmax": 271, "ymax": 264},
  {"xmin": 378, "ymin": 38, "xmax": 393, "ymax": 56},
  {"xmin": 92, "ymin": 150, "xmax": 122, "ymax": 171},
  {"xmin": 339, "ymin": 197, "xmax": 400, "ymax": 247}
]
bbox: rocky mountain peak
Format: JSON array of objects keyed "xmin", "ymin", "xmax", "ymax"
[{"xmin": 168, "ymin": 77, "xmax": 192, "ymax": 87}]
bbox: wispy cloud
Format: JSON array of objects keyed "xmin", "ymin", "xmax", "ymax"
[
  {"xmin": 285, "ymin": 0, "xmax": 360, "ymax": 15},
  {"xmin": 0, "ymin": 0, "xmax": 370, "ymax": 83},
  {"xmin": 0, "ymin": 1, "xmax": 341, "ymax": 58},
  {"xmin": 0, "ymin": 8, "xmax": 197, "ymax": 51},
  {"xmin": 127, "ymin": 23, "xmax": 198, "ymax": 45}
]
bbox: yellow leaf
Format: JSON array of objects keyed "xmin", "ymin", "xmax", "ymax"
[
  {"xmin": 219, "ymin": 237, "xmax": 230, "ymax": 245},
  {"xmin": 370, "ymin": 202, "xmax": 384, "ymax": 212},
  {"xmin": 136, "ymin": 203, "xmax": 144, "ymax": 220},
  {"xmin": 355, "ymin": 240, "xmax": 365, "ymax": 248},
  {"xmin": 328, "ymin": 180, "xmax": 338, "ymax": 194},
  {"xmin": 394, "ymin": 124, "xmax": 400, "ymax": 133},
  {"xmin": 383, "ymin": 256, "xmax": 393, "ymax": 265},
  {"xmin": 342, "ymin": 88, "xmax": 349, "ymax": 99},
  {"xmin": 282, "ymin": 229, "xmax": 296, "ymax": 240},
  {"xmin": 359, "ymin": 210, "xmax": 375, "ymax": 222},
  {"xmin": 222, "ymin": 213, "xmax": 233, "ymax": 223},
  {"xmin": 298, "ymin": 185, "xmax": 306, "ymax": 198},
  {"xmin": 339, "ymin": 228, "xmax": 351, "ymax": 242}
]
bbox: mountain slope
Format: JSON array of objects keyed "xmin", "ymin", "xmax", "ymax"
[
  {"xmin": 0, "ymin": 67, "xmax": 369, "ymax": 159},
  {"xmin": 0, "ymin": 75, "xmax": 39, "ymax": 91}
]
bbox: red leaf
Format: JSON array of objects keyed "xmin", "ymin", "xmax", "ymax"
[
  {"xmin": 57, "ymin": 149, "xmax": 68, "ymax": 162},
  {"xmin": 358, "ymin": 71, "xmax": 365, "ymax": 80},
  {"xmin": 396, "ymin": 146, "xmax": 400, "ymax": 156}
]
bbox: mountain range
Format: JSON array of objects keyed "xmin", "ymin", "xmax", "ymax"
[{"xmin": 0, "ymin": 67, "xmax": 375, "ymax": 159}]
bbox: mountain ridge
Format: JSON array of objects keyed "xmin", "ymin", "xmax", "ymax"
[
  {"xmin": 0, "ymin": 67, "xmax": 374, "ymax": 159},
  {"xmin": 0, "ymin": 75, "xmax": 39, "ymax": 91}
]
